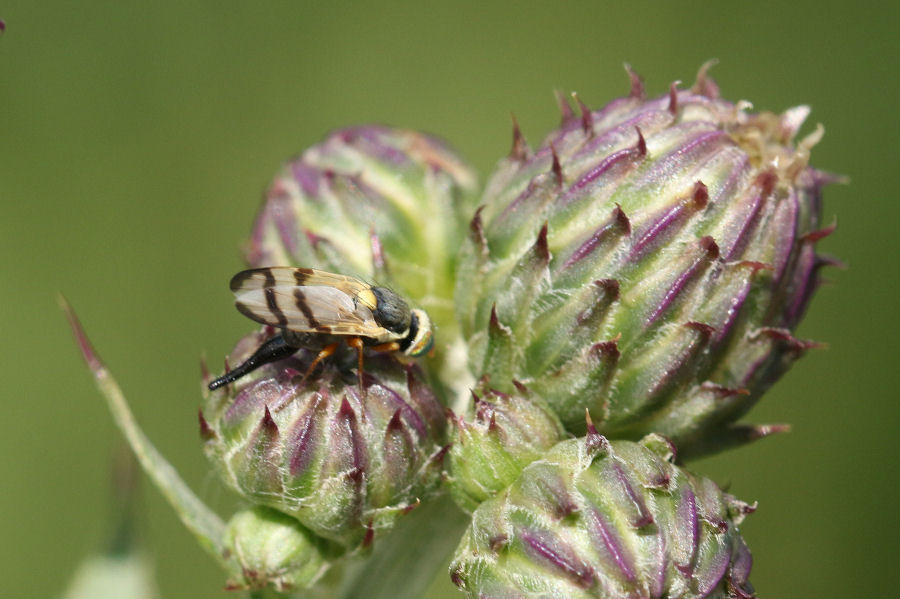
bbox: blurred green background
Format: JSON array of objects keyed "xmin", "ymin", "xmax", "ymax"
[{"xmin": 2, "ymin": 1, "xmax": 896, "ymax": 597}]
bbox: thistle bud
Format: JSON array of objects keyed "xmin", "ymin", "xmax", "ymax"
[
  {"xmin": 450, "ymin": 432, "xmax": 756, "ymax": 598},
  {"xmin": 202, "ymin": 330, "xmax": 448, "ymax": 550},
  {"xmin": 222, "ymin": 507, "xmax": 334, "ymax": 592},
  {"xmin": 247, "ymin": 125, "xmax": 478, "ymax": 341},
  {"xmin": 447, "ymin": 381, "xmax": 567, "ymax": 513},
  {"xmin": 456, "ymin": 65, "xmax": 837, "ymax": 456}
]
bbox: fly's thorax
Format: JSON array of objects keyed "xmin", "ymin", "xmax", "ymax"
[
  {"xmin": 369, "ymin": 287, "xmax": 412, "ymax": 334},
  {"xmin": 402, "ymin": 309, "xmax": 434, "ymax": 357}
]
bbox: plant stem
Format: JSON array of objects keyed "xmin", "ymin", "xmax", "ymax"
[{"xmin": 61, "ymin": 296, "xmax": 227, "ymax": 564}]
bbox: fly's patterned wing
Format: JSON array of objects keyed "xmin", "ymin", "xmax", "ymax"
[
  {"xmin": 230, "ymin": 268, "xmax": 372, "ymax": 299},
  {"xmin": 230, "ymin": 268, "xmax": 386, "ymax": 338}
]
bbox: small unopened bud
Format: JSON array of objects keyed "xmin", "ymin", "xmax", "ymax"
[
  {"xmin": 222, "ymin": 507, "xmax": 334, "ymax": 592},
  {"xmin": 447, "ymin": 382, "xmax": 567, "ymax": 512}
]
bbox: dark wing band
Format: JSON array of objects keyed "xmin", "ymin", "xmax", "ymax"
[{"xmin": 234, "ymin": 284, "xmax": 386, "ymax": 338}]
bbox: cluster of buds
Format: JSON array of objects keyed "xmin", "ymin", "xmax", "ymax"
[
  {"xmin": 72, "ymin": 65, "xmax": 837, "ymax": 597},
  {"xmin": 196, "ymin": 66, "xmax": 836, "ymax": 594}
]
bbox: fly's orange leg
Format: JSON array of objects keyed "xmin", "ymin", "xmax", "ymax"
[
  {"xmin": 371, "ymin": 341, "xmax": 401, "ymax": 353},
  {"xmin": 347, "ymin": 337, "xmax": 366, "ymax": 391},
  {"xmin": 297, "ymin": 342, "xmax": 339, "ymax": 388},
  {"xmin": 359, "ymin": 342, "xmax": 403, "ymax": 393}
]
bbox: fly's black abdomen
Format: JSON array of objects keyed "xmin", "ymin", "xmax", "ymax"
[{"xmin": 207, "ymin": 334, "xmax": 298, "ymax": 390}]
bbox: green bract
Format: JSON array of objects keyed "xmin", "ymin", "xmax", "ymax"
[
  {"xmin": 456, "ymin": 66, "xmax": 836, "ymax": 456},
  {"xmin": 451, "ymin": 430, "xmax": 756, "ymax": 598},
  {"xmin": 447, "ymin": 381, "xmax": 567, "ymax": 513},
  {"xmin": 201, "ymin": 330, "xmax": 447, "ymax": 551}
]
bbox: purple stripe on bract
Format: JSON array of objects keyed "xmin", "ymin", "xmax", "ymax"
[
  {"xmin": 494, "ymin": 174, "xmax": 549, "ymax": 227},
  {"xmin": 730, "ymin": 539, "xmax": 753, "ymax": 585},
  {"xmin": 562, "ymin": 145, "xmax": 641, "ymax": 202},
  {"xmin": 364, "ymin": 378, "xmax": 427, "ymax": 438},
  {"xmin": 629, "ymin": 191, "xmax": 708, "ymax": 262},
  {"xmin": 783, "ymin": 242, "xmax": 819, "ymax": 329},
  {"xmin": 632, "ymin": 128, "xmax": 724, "ymax": 188},
  {"xmin": 560, "ymin": 206, "xmax": 630, "ymax": 271},
  {"xmin": 769, "ymin": 189, "xmax": 799, "ymax": 281},
  {"xmin": 540, "ymin": 472, "xmax": 579, "ymax": 519},
  {"xmin": 248, "ymin": 407, "xmax": 283, "ymax": 493},
  {"xmin": 644, "ymin": 240, "xmax": 717, "ymax": 327},
  {"xmin": 291, "ymin": 162, "xmax": 321, "ymax": 196},
  {"xmin": 335, "ymin": 396, "xmax": 368, "ymax": 483},
  {"xmin": 405, "ymin": 365, "xmax": 445, "ymax": 436},
  {"xmin": 574, "ymin": 110, "xmax": 668, "ymax": 161},
  {"xmin": 587, "ymin": 508, "xmax": 637, "ymax": 583},
  {"xmin": 723, "ymin": 200, "xmax": 765, "ymax": 263},
  {"xmin": 225, "ymin": 378, "xmax": 282, "ymax": 426},
  {"xmin": 589, "ymin": 96, "xmax": 643, "ymax": 127},
  {"xmin": 288, "ymin": 392, "xmax": 325, "ymax": 477},
  {"xmin": 611, "ymin": 462, "xmax": 653, "ymax": 528},
  {"xmin": 544, "ymin": 110, "xmax": 591, "ymax": 146},
  {"xmin": 675, "ymin": 485, "xmax": 699, "ymax": 575},
  {"xmin": 738, "ymin": 350, "xmax": 772, "ymax": 390},
  {"xmin": 630, "ymin": 323, "xmax": 713, "ymax": 402},
  {"xmin": 649, "ymin": 523, "xmax": 668, "ymax": 598},
  {"xmin": 694, "ymin": 541, "xmax": 731, "ymax": 599},
  {"xmin": 519, "ymin": 529, "xmax": 595, "ymax": 589},
  {"xmin": 709, "ymin": 265, "xmax": 759, "ymax": 343},
  {"xmin": 341, "ymin": 126, "xmax": 410, "ymax": 166}
]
